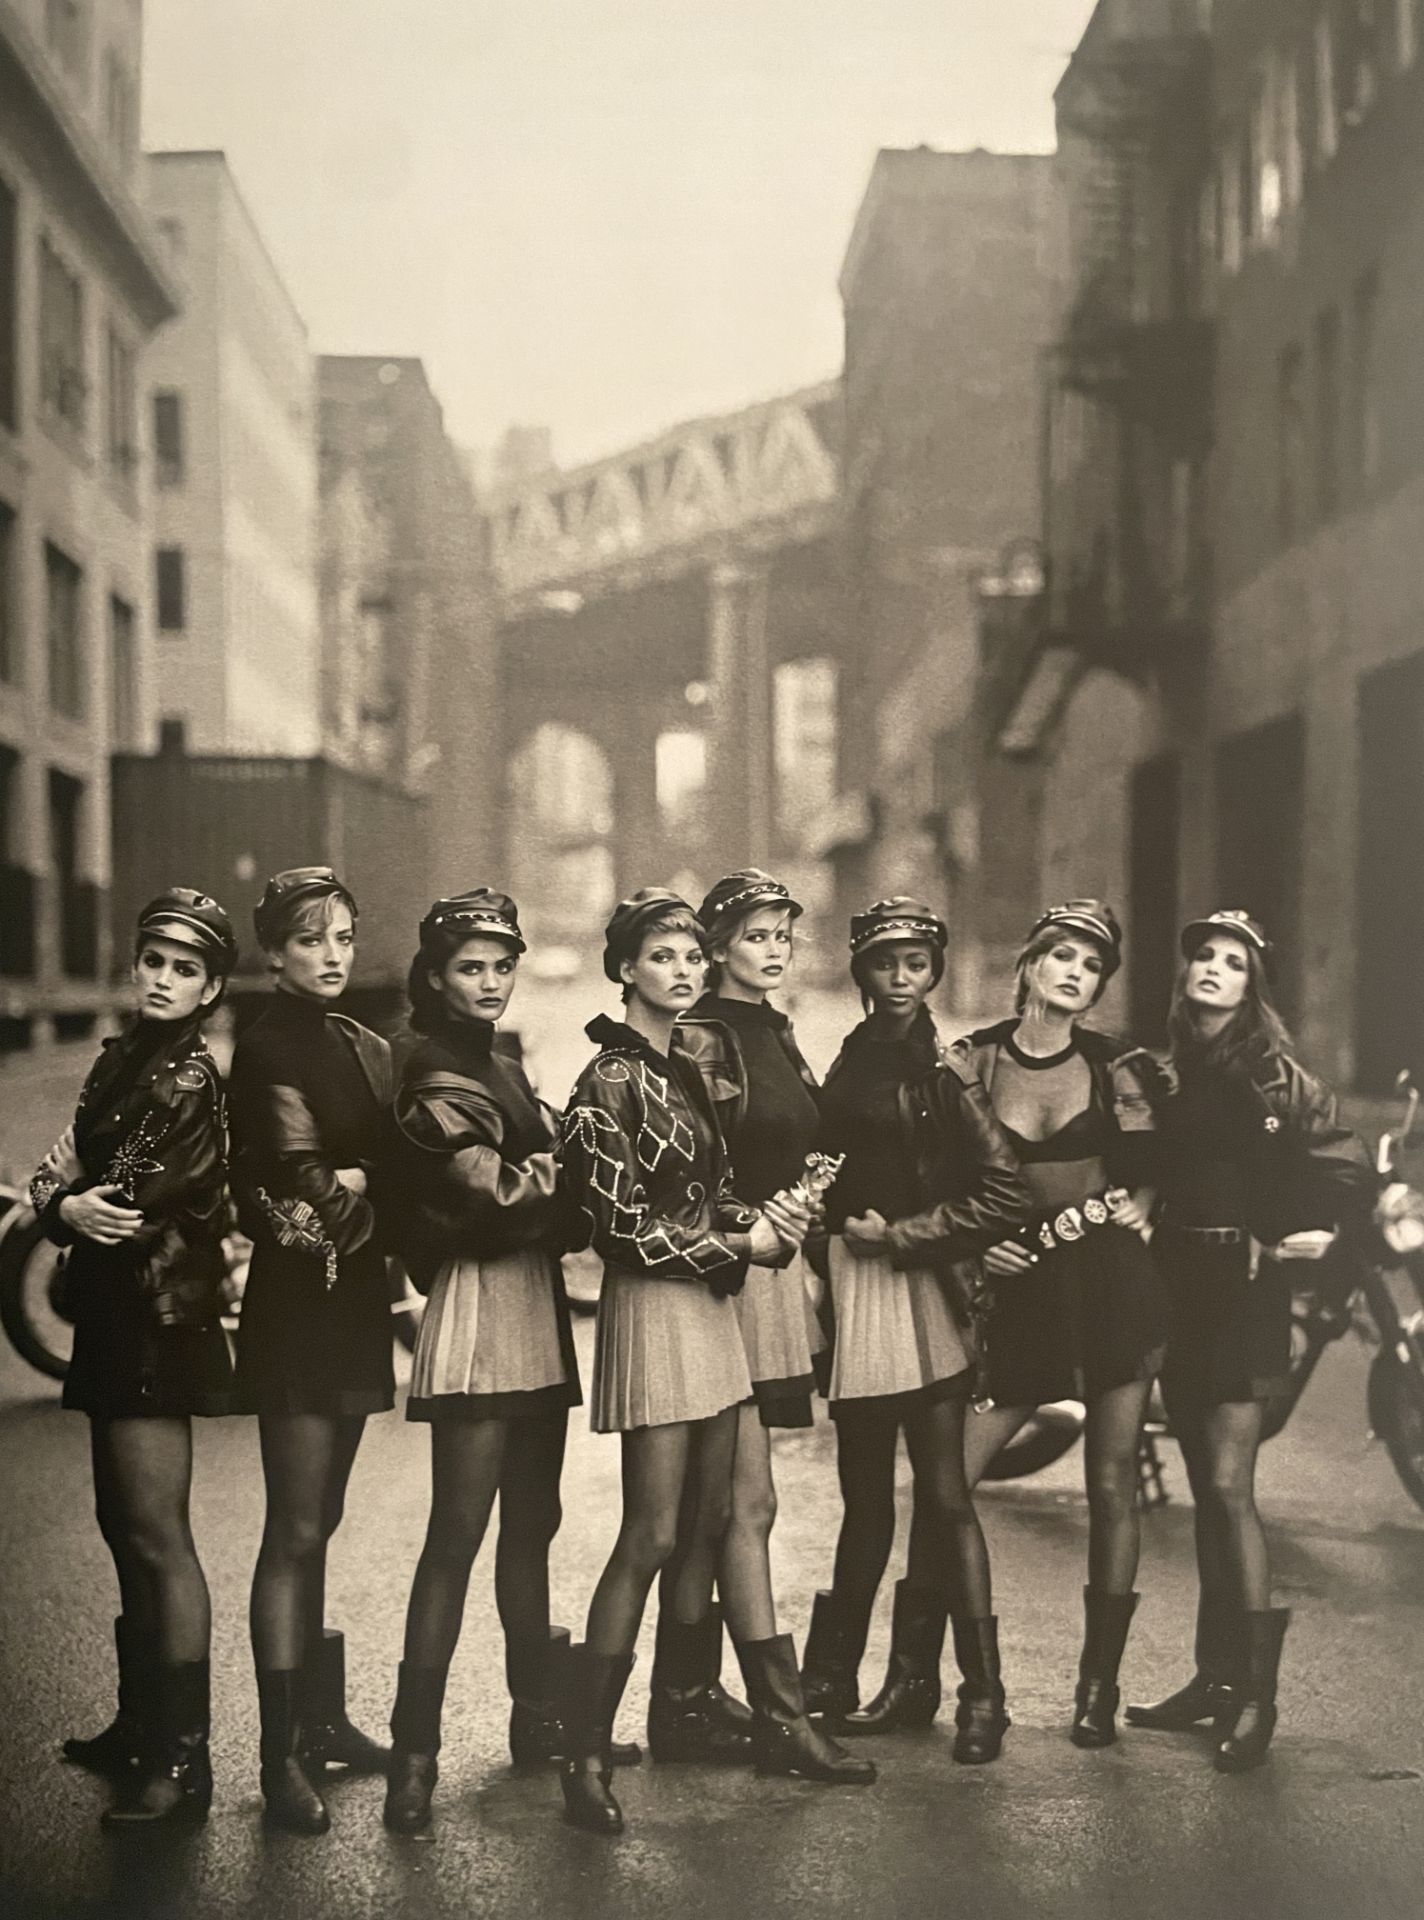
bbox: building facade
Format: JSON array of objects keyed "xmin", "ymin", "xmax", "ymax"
[
  {"xmin": 143, "ymin": 150, "xmax": 319, "ymax": 756},
  {"xmin": 0, "ymin": 0, "xmax": 175, "ymax": 1048}
]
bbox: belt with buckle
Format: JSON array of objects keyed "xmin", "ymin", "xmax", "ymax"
[{"xmin": 1026, "ymin": 1191, "xmax": 1117, "ymax": 1255}]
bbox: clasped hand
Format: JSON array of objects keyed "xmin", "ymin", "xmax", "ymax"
[
  {"xmin": 58, "ymin": 1185, "xmax": 145, "ymax": 1246},
  {"xmin": 749, "ymin": 1189, "xmax": 816, "ymax": 1264},
  {"xmin": 41, "ymin": 1124, "xmax": 83, "ymax": 1186}
]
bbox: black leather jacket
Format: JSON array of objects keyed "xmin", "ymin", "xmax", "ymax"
[{"xmin": 32, "ymin": 1015, "xmax": 229, "ymax": 1328}]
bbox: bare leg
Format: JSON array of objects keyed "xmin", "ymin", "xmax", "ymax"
[
  {"xmin": 586, "ymin": 1423, "xmax": 694, "ymax": 1656},
  {"xmin": 962, "ymin": 1403, "xmax": 1034, "ymax": 1490},
  {"xmin": 716, "ymin": 1403, "xmax": 779, "ymax": 1644}
]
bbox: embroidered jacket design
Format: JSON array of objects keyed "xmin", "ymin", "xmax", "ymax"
[
  {"xmin": 252, "ymin": 1188, "xmax": 341, "ymax": 1290},
  {"xmin": 104, "ymin": 1113, "xmax": 167, "ymax": 1201}
]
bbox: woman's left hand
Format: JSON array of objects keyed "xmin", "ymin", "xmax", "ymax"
[
  {"xmin": 843, "ymin": 1210, "xmax": 890, "ymax": 1256},
  {"xmin": 42, "ymin": 1125, "xmax": 83, "ymax": 1186},
  {"xmin": 1269, "ymin": 1228, "xmax": 1338, "ymax": 1262},
  {"xmin": 1106, "ymin": 1186, "xmax": 1153, "ymax": 1234}
]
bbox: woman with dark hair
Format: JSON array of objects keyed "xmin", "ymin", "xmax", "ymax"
[
  {"xmin": 34, "ymin": 889, "xmax": 238, "ymax": 1826},
  {"xmin": 1126, "ymin": 911, "xmax": 1373, "ymax": 1771},
  {"xmin": 229, "ymin": 867, "xmax": 394, "ymax": 1834},
  {"xmin": 557, "ymin": 890, "xmax": 871, "ymax": 1838},
  {"xmin": 801, "ymin": 899, "xmax": 1028, "ymax": 1764},
  {"xmin": 664, "ymin": 869, "xmax": 826, "ymax": 1762},
  {"xmin": 955, "ymin": 901, "xmax": 1167, "ymax": 1747},
  {"xmin": 381, "ymin": 890, "xmax": 590, "ymax": 1833}
]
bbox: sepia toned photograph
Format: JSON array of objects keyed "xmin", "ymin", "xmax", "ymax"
[{"xmin": 0, "ymin": 3, "xmax": 1421, "ymax": 1916}]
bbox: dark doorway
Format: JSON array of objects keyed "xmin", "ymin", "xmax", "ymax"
[
  {"xmin": 1213, "ymin": 713, "xmax": 1304, "ymax": 1025},
  {"xmin": 1128, "ymin": 752, "xmax": 1180, "ymax": 1044},
  {"xmin": 1357, "ymin": 651, "xmax": 1424, "ymax": 1092}
]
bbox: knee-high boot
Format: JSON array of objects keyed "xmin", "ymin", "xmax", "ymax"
[
  {"xmin": 842, "ymin": 1581, "xmax": 946, "ymax": 1735},
  {"xmin": 560, "ymin": 1646, "xmax": 636, "ymax": 1836},
  {"xmin": 508, "ymin": 1625, "xmax": 642, "ymax": 1769},
  {"xmin": 647, "ymin": 1607, "xmax": 752, "ymax": 1764},
  {"xmin": 101, "ymin": 1661, "xmax": 212, "ymax": 1828},
  {"xmin": 799, "ymin": 1589, "xmax": 870, "ymax": 1724},
  {"xmin": 950, "ymin": 1615, "xmax": 1010, "ymax": 1765},
  {"xmin": 301, "ymin": 1627, "xmax": 389, "ymax": 1773},
  {"xmin": 257, "ymin": 1669, "xmax": 329, "ymax": 1835},
  {"xmin": 383, "ymin": 1663, "xmax": 447, "ymax": 1833},
  {"xmin": 1125, "ymin": 1591, "xmax": 1240, "ymax": 1731},
  {"xmin": 734, "ymin": 1635, "xmax": 876, "ymax": 1783},
  {"xmin": 64, "ymin": 1616, "xmax": 152, "ymax": 1777},
  {"xmin": 1213, "ymin": 1609, "xmax": 1290, "ymax": 1774},
  {"xmin": 1071, "ymin": 1588, "xmax": 1139, "ymax": 1748}
]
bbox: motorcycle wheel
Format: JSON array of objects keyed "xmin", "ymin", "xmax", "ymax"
[
  {"xmin": 1367, "ymin": 1347, "xmax": 1424, "ymax": 1514},
  {"xmin": 0, "ymin": 1210, "xmax": 75, "ymax": 1382},
  {"xmin": 978, "ymin": 1402, "xmax": 1085, "ymax": 1481}
]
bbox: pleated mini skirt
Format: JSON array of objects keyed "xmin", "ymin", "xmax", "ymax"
[
  {"xmin": 591, "ymin": 1266, "xmax": 752, "ymax": 1432},
  {"xmin": 736, "ymin": 1249, "xmax": 826, "ymax": 1427},
  {"xmin": 407, "ymin": 1247, "xmax": 579, "ymax": 1421},
  {"xmin": 826, "ymin": 1235, "xmax": 973, "ymax": 1408}
]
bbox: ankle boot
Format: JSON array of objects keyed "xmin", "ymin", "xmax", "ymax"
[
  {"xmin": 800, "ymin": 1589, "xmax": 869, "ymax": 1724},
  {"xmin": 383, "ymin": 1663, "xmax": 447, "ymax": 1833},
  {"xmin": 64, "ymin": 1616, "xmax": 151, "ymax": 1777},
  {"xmin": 508, "ymin": 1625, "xmax": 641, "ymax": 1770},
  {"xmin": 734, "ymin": 1634, "xmax": 876, "ymax": 1784},
  {"xmin": 560, "ymin": 1646, "xmax": 635, "ymax": 1835},
  {"xmin": 257, "ymin": 1669, "xmax": 330, "ymax": 1835},
  {"xmin": 101, "ymin": 1661, "xmax": 212, "ymax": 1828},
  {"xmin": 646, "ymin": 1608, "xmax": 752, "ymax": 1764},
  {"xmin": 301, "ymin": 1628, "xmax": 389, "ymax": 1773},
  {"xmin": 843, "ymin": 1581, "xmax": 947, "ymax": 1735},
  {"xmin": 1126, "ymin": 1592, "xmax": 1239, "ymax": 1732},
  {"xmin": 1071, "ymin": 1588, "xmax": 1139, "ymax": 1749},
  {"xmin": 1214, "ymin": 1609, "xmax": 1289, "ymax": 1774},
  {"xmin": 950, "ymin": 1615, "xmax": 1010, "ymax": 1765}
]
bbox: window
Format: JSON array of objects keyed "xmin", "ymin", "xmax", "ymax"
[
  {"xmin": 155, "ymin": 547, "xmax": 186, "ymax": 632},
  {"xmin": 1352, "ymin": 269, "xmax": 1381, "ymax": 491},
  {"xmin": 102, "ymin": 50, "xmax": 136, "ymax": 169},
  {"xmin": 39, "ymin": 238, "xmax": 85, "ymax": 432},
  {"xmin": 109, "ymin": 594, "xmax": 137, "ymax": 746},
  {"xmin": 153, "ymin": 391, "xmax": 185, "ymax": 487},
  {"xmin": 0, "ymin": 174, "xmax": 16, "ymax": 432},
  {"xmin": 45, "ymin": 542, "xmax": 84, "ymax": 718},
  {"xmin": 0, "ymin": 500, "xmax": 14, "ymax": 683},
  {"xmin": 1277, "ymin": 344, "xmax": 1307, "ymax": 542},
  {"xmin": 45, "ymin": 0, "xmax": 89, "ymax": 81},
  {"xmin": 105, "ymin": 326, "xmax": 137, "ymax": 484},
  {"xmin": 49, "ymin": 768, "xmax": 95, "ymax": 980},
  {"xmin": 1315, "ymin": 306, "xmax": 1342, "ymax": 518}
]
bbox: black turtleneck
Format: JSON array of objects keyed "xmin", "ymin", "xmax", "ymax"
[
  {"xmin": 696, "ymin": 994, "xmax": 819, "ymax": 1204},
  {"xmin": 818, "ymin": 1009, "xmax": 938, "ymax": 1231},
  {"xmin": 406, "ymin": 1011, "xmax": 553, "ymax": 1159}
]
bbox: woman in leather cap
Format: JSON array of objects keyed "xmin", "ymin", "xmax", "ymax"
[
  {"xmin": 34, "ymin": 888, "xmax": 238, "ymax": 1827},
  {"xmin": 662, "ymin": 869, "xmax": 829, "ymax": 1766},
  {"xmin": 1126, "ymin": 912, "xmax": 1373, "ymax": 1772},
  {"xmin": 382, "ymin": 891, "xmax": 603, "ymax": 1833},
  {"xmin": 801, "ymin": 898, "xmax": 1029, "ymax": 1763},
  {"xmin": 229, "ymin": 868, "xmax": 394, "ymax": 1834},
  {"xmin": 557, "ymin": 890, "xmax": 871, "ymax": 1839},
  {"xmin": 956, "ymin": 901, "xmax": 1167, "ymax": 1747}
]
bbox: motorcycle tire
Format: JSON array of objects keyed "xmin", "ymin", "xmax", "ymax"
[
  {"xmin": 1367, "ymin": 1347, "xmax": 1424, "ymax": 1515},
  {"xmin": 978, "ymin": 1402, "xmax": 1085, "ymax": 1481},
  {"xmin": 0, "ymin": 1210, "xmax": 75, "ymax": 1383}
]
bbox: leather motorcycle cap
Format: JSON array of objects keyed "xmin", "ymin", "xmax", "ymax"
[
  {"xmin": 253, "ymin": 866, "xmax": 357, "ymax": 948},
  {"xmin": 137, "ymin": 888, "xmax": 239, "ymax": 974},
  {"xmin": 1024, "ymin": 898, "xmax": 1123, "ymax": 979},
  {"xmin": 848, "ymin": 896, "xmax": 948, "ymax": 958},
  {"xmin": 419, "ymin": 889, "xmax": 526, "ymax": 953},
  {"xmin": 603, "ymin": 888, "xmax": 703, "ymax": 982},
  {"xmin": 698, "ymin": 868, "xmax": 803, "ymax": 942},
  {"xmin": 1180, "ymin": 908, "xmax": 1272, "ymax": 962}
]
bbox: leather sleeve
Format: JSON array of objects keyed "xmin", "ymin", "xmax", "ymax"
[
  {"xmin": 884, "ymin": 1067, "xmax": 1032, "ymax": 1268},
  {"xmin": 396, "ymin": 1082, "xmax": 561, "ymax": 1261},
  {"xmin": 123, "ymin": 1078, "xmax": 229, "ymax": 1308},
  {"xmin": 230, "ymin": 1072, "xmax": 375, "ymax": 1256},
  {"xmin": 1105, "ymin": 1047, "xmax": 1164, "ymax": 1190},
  {"xmin": 1289, "ymin": 1066, "xmax": 1377, "ymax": 1226}
]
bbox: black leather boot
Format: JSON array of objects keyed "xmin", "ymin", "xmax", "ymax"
[
  {"xmin": 257, "ymin": 1669, "xmax": 330, "ymax": 1835},
  {"xmin": 735, "ymin": 1634, "xmax": 876, "ymax": 1784},
  {"xmin": 508, "ymin": 1625, "xmax": 641, "ymax": 1770},
  {"xmin": 383, "ymin": 1663, "xmax": 446, "ymax": 1833},
  {"xmin": 101, "ymin": 1661, "xmax": 212, "ymax": 1828},
  {"xmin": 1071, "ymin": 1588, "xmax": 1139, "ymax": 1749},
  {"xmin": 64, "ymin": 1616, "xmax": 150, "ymax": 1777},
  {"xmin": 842, "ymin": 1581, "xmax": 946, "ymax": 1735},
  {"xmin": 1214, "ymin": 1609, "xmax": 1289, "ymax": 1774},
  {"xmin": 560, "ymin": 1647, "xmax": 635, "ymax": 1835},
  {"xmin": 647, "ymin": 1608, "xmax": 753, "ymax": 1764},
  {"xmin": 301, "ymin": 1628, "xmax": 389, "ymax": 1773},
  {"xmin": 950, "ymin": 1615, "xmax": 1010, "ymax": 1765},
  {"xmin": 1126, "ymin": 1592, "xmax": 1239, "ymax": 1732},
  {"xmin": 800, "ymin": 1589, "xmax": 869, "ymax": 1724}
]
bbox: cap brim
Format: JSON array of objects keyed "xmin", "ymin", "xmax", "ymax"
[
  {"xmin": 138, "ymin": 915, "xmax": 223, "ymax": 958},
  {"xmin": 1180, "ymin": 918, "xmax": 1268, "ymax": 959},
  {"xmin": 852, "ymin": 924, "xmax": 945, "ymax": 956},
  {"xmin": 1042, "ymin": 914, "xmax": 1117, "ymax": 949},
  {"xmin": 708, "ymin": 889, "xmax": 803, "ymax": 927}
]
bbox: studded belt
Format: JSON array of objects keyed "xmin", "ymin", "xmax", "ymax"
[{"xmin": 1024, "ymin": 1189, "xmax": 1120, "ymax": 1255}]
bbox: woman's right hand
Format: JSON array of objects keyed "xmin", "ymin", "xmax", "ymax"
[
  {"xmin": 747, "ymin": 1215, "xmax": 787, "ymax": 1263},
  {"xmin": 58, "ymin": 1186, "xmax": 145, "ymax": 1245},
  {"xmin": 983, "ymin": 1239, "xmax": 1037, "ymax": 1278},
  {"xmin": 335, "ymin": 1166, "xmax": 368, "ymax": 1195}
]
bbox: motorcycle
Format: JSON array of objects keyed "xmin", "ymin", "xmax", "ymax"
[{"xmin": 979, "ymin": 1072, "xmax": 1424, "ymax": 1513}]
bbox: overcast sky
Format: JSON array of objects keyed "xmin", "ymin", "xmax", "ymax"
[{"xmin": 143, "ymin": 0, "xmax": 1095, "ymax": 469}]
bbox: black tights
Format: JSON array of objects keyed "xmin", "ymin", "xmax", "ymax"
[
  {"xmin": 401, "ymin": 1413, "xmax": 568, "ymax": 1673},
  {"xmin": 831, "ymin": 1392, "xmax": 991, "ymax": 1624},
  {"xmin": 91, "ymin": 1417, "xmax": 210, "ymax": 1665},
  {"xmin": 250, "ymin": 1414, "xmax": 367, "ymax": 1673},
  {"xmin": 1172, "ymin": 1399, "xmax": 1270, "ymax": 1612}
]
